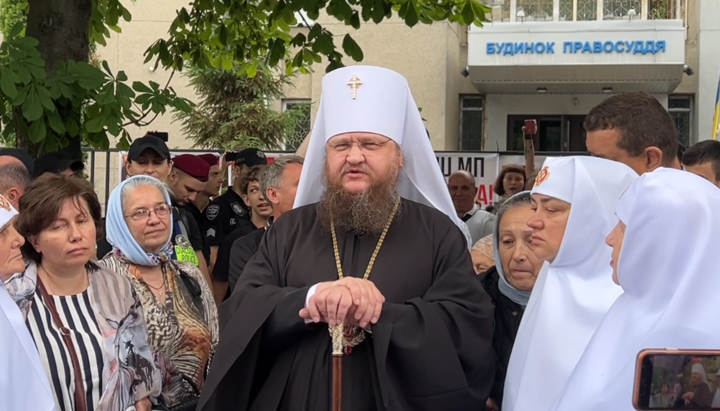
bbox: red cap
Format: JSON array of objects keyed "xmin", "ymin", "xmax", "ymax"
[
  {"xmin": 172, "ymin": 154, "xmax": 210, "ymax": 182},
  {"xmin": 198, "ymin": 153, "xmax": 219, "ymax": 167}
]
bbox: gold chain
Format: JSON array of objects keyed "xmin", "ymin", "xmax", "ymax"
[
  {"xmin": 330, "ymin": 196, "xmax": 401, "ymax": 280},
  {"xmin": 329, "ymin": 196, "xmax": 400, "ymax": 354}
]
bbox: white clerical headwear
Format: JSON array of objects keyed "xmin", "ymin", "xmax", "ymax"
[
  {"xmin": 549, "ymin": 168, "xmax": 720, "ymax": 411},
  {"xmin": 294, "ymin": 65, "xmax": 472, "ymax": 246},
  {"xmin": 0, "ymin": 194, "xmax": 56, "ymax": 410},
  {"xmin": 504, "ymin": 156, "xmax": 638, "ymax": 411}
]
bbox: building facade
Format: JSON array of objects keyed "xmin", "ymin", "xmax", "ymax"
[{"xmin": 98, "ymin": 0, "xmax": 716, "ymax": 152}]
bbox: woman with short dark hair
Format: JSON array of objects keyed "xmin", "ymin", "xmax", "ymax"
[
  {"xmin": 5, "ymin": 174, "xmax": 160, "ymax": 411},
  {"xmin": 488, "ymin": 165, "xmax": 526, "ymax": 213}
]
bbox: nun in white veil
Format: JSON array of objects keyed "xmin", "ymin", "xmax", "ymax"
[
  {"xmin": 549, "ymin": 168, "xmax": 720, "ymax": 411},
  {"xmin": 0, "ymin": 194, "xmax": 56, "ymax": 410},
  {"xmin": 503, "ymin": 156, "xmax": 638, "ymax": 411}
]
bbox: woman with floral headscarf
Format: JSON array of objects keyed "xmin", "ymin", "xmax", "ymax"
[{"xmin": 98, "ymin": 175, "xmax": 218, "ymax": 407}]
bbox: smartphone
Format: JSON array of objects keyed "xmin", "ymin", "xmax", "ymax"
[
  {"xmin": 634, "ymin": 348, "xmax": 720, "ymax": 410},
  {"xmin": 523, "ymin": 119, "xmax": 537, "ymax": 137},
  {"xmin": 225, "ymin": 151, "xmax": 240, "ymax": 162}
]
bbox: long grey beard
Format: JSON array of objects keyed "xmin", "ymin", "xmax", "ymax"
[{"xmin": 318, "ymin": 183, "xmax": 401, "ymax": 236}]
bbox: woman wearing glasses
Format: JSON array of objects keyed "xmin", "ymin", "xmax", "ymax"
[{"xmin": 99, "ymin": 175, "xmax": 218, "ymax": 408}]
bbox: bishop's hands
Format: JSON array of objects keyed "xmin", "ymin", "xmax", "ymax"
[{"xmin": 299, "ymin": 277, "xmax": 385, "ymax": 328}]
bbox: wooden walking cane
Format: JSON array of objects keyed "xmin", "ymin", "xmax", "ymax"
[{"xmin": 331, "ymin": 323, "xmax": 344, "ymax": 411}]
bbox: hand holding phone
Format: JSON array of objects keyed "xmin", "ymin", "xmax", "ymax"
[
  {"xmin": 634, "ymin": 349, "xmax": 720, "ymax": 410},
  {"xmin": 523, "ymin": 119, "xmax": 537, "ymax": 139}
]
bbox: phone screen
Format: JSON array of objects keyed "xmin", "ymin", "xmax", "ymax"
[
  {"xmin": 638, "ymin": 353, "xmax": 720, "ymax": 410},
  {"xmin": 523, "ymin": 119, "xmax": 537, "ymax": 136}
]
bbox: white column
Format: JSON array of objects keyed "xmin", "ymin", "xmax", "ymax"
[
  {"xmin": 553, "ymin": 0, "xmax": 560, "ymax": 21},
  {"xmin": 573, "ymin": 0, "xmax": 578, "ymax": 21},
  {"xmin": 597, "ymin": 0, "xmax": 603, "ymax": 20},
  {"xmin": 641, "ymin": 0, "xmax": 648, "ymax": 19},
  {"xmin": 675, "ymin": 0, "xmax": 682, "ymax": 19},
  {"xmin": 510, "ymin": 0, "xmax": 517, "ymax": 22}
]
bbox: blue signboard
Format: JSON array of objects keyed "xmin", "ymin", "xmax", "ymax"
[{"xmin": 486, "ymin": 40, "xmax": 667, "ymax": 55}]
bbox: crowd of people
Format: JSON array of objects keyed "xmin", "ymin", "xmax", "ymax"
[{"xmin": 1, "ymin": 64, "xmax": 720, "ymax": 411}]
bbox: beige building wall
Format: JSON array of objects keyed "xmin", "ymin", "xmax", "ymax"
[
  {"xmin": 99, "ymin": 0, "xmax": 197, "ymax": 150},
  {"xmin": 274, "ymin": 12, "xmax": 478, "ymax": 150}
]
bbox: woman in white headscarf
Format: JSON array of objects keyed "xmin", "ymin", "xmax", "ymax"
[
  {"xmin": 479, "ymin": 191, "xmax": 544, "ymax": 411},
  {"xmin": 0, "ymin": 194, "xmax": 55, "ymax": 411},
  {"xmin": 549, "ymin": 168, "xmax": 720, "ymax": 411},
  {"xmin": 502, "ymin": 156, "xmax": 638, "ymax": 411}
]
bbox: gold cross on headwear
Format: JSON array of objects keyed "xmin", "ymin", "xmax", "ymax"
[{"xmin": 347, "ymin": 75, "xmax": 362, "ymax": 100}]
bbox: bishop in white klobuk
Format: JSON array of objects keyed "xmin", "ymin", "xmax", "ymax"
[
  {"xmin": 550, "ymin": 168, "xmax": 720, "ymax": 411},
  {"xmin": 293, "ymin": 66, "xmax": 473, "ymax": 247},
  {"xmin": 197, "ymin": 66, "xmax": 494, "ymax": 411},
  {"xmin": 0, "ymin": 194, "xmax": 56, "ymax": 411},
  {"xmin": 503, "ymin": 156, "xmax": 638, "ymax": 411}
]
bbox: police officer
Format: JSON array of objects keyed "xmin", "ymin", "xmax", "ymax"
[{"xmin": 204, "ymin": 148, "xmax": 268, "ymax": 271}]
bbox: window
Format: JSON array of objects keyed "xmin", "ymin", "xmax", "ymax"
[
  {"xmin": 282, "ymin": 99, "xmax": 312, "ymax": 151},
  {"xmin": 668, "ymin": 95, "xmax": 692, "ymax": 147},
  {"xmin": 460, "ymin": 96, "xmax": 484, "ymax": 150}
]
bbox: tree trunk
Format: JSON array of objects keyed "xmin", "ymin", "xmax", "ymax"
[{"xmin": 17, "ymin": 0, "xmax": 93, "ymax": 159}]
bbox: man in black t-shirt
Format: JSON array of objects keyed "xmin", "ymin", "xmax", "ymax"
[{"xmin": 204, "ymin": 148, "xmax": 267, "ymax": 272}]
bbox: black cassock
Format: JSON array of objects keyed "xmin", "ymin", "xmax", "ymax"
[{"xmin": 198, "ymin": 198, "xmax": 495, "ymax": 411}]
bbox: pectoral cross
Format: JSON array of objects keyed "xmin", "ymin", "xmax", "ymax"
[{"xmin": 347, "ymin": 75, "xmax": 362, "ymax": 100}]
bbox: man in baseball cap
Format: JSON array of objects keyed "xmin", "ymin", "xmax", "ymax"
[
  {"xmin": 204, "ymin": 147, "xmax": 268, "ymax": 273},
  {"xmin": 125, "ymin": 134, "xmax": 172, "ymax": 181},
  {"xmin": 32, "ymin": 152, "xmax": 84, "ymax": 178}
]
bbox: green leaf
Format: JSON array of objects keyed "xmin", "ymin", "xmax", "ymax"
[
  {"xmin": 85, "ymin": 112, "xmax": 107, "ymax": 133},
  {"xmin": 462, "ymin": 1, "xmax": 474, "ymax": 25},
  {"xmin": 45, "ymin": 136, "xmax": 59, "ymax": 153},
  {"xmin": 121, "ymin": 6, "xmax": 132, "ymax": 21},
  {"xmin": 372, "ymin": 0, "xmax": 385, "ymax": 23},
  {"xmin": 313, "ymin": 32, "xmax": 335, "ymax": 54},
  {"xmin": 117, "ymin": 71, "xmax": 128, "ymax": 82},
  {"xmin": 117, "ymin": 130, "xmax": 132, "ymax": 150},
  {"xmin": 350, "ymin": 11, "xmax": 361, "ymax": 29},
  {"xmin": 11, "ymin": 85, "xmax": 30, "ymax": 106},
  {"xmin": 342, "ymin": 34, "xmax": 364, "ymax": 61},
  {"xmin": 246, "ymin": 63, "xmax": 258, "ymax": 78},
  {"xmin": 292, "ymin": 50, "xmax": 305, "ymax": 68},
  {"xmin": 0, "ymin": 71, "xmax": 18, "ymax": 99},
  {"xmin": 28, "ymin": 118, "xmax": 47, "ymax": 143},
  {"xmin": 65, "ymin": 119, "xmax": 80, "ymax": 137},
  {"xmin": 9, "ymin": 21, "xmax": 24, "ymax": 38},
  {"xmin": 24, "ymin": 57, "xmax": 45, "ymax": 67},
  {"xmin": 132, "ymin": 81, "xmax": 153, "ymax": 93},
  {"xmin": 219, "ymin": 25, "xmax": 229, "ymax": 45},
  {"xmin": 102, "ymin": 60, "xmax": 113, "ymax": 76},
  {"xmin": 36, "ymin": 85, "xmax": 55, "ymax": 111},
  {"xmin": 47, "ymin": 110, "xmax": 66, "ymax": 134},
  {"xmin": 22, "ymin": 88, "xmax": 43, "ymax": 121},
  {"xmin": 172, "ymin": 97, "xmax": 193, "ymax": 113}
]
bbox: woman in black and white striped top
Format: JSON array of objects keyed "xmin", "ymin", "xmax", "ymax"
[
  {"xmin": 5, "ymin": 174, "xmax": 161, "ymax": 411},
  {"xmin": 26, "ymin": 279, "xmax": 105, "ymax": 410}
]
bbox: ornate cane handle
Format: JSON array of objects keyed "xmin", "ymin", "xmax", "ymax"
[{"xmin": 331, "ymin": 323, "xmax": 344, "ymax": 356}]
